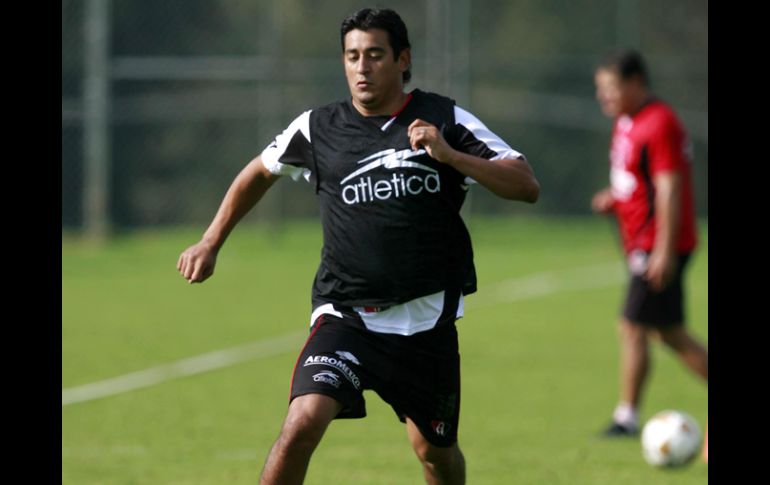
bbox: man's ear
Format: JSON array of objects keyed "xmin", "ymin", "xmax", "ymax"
[
  {"xmin": 398, "ymin": 48, "xmax": 411, "ymax": 73},
  {"xmin": 628, "ymin": 73, "xmax": 647, "ymax": 92}
]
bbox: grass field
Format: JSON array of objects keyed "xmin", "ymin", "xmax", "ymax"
[{"xmin": 62, "ymin": 216, "xmax": 708, "ymax": 484}]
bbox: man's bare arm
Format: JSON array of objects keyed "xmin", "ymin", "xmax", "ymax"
[
  {"xmin": 177, "ymin": 156, "xmax": 279, "ymax": 283},
  {"xmin": 644, "ymin": 171, "xmax": 681, "ymax": 290},
  {"xmin": 407, "ymin": 118, "xmax": 539, "ymax": 202}
]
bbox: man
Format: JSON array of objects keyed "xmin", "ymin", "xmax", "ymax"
[
  {"xmin": 178, "ymin": 8, "xmax": 539, "ymax": 484},
  {"xmin": 591, "ymin": 49, "xmax": 708, "ymax": 440}
]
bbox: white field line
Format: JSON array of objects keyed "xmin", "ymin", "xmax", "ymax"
[
  {"xmin": 466, "ymin": 261, "xmax": 625, "ymax": 311},
  {"xmin": 62, "ymin": 261, "xmax": 625, "ymax": 407},
  {"xmin": 62, "ymin": 331, "xmax": 307, "ymax": 407}
]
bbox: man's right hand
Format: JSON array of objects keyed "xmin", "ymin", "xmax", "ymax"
[
  {"xmin": 177, "ymin": 241, "xmax": 218, "ymax": 284},
  {"xmin": 591, "ymin": 187, "xmax": 615, "ymax": 214}
]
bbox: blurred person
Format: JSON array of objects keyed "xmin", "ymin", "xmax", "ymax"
[
  {"xmin": 591, "ymin": 49, "xmax": 707, "ymax": 437},
  {"xmin": 177, "ymin": 7, "xmax": 539, "ymax": 484}
]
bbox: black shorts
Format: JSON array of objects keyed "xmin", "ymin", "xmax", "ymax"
[
  {"xmin": 622, "ymin": 252, "xmax": 691, "ymax": 327},
  {"xmin": 289, "ymin": 310, "xmax": 461, "ymax": 447}
]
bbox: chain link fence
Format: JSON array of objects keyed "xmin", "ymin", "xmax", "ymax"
[{"xmin": 62, "ymin": 0, "xmax": 707, "ymax": 234}]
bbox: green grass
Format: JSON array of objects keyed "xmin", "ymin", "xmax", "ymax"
[{"xmin": 62, "ymin": 216, "xmax": 708, "ymax": 484}]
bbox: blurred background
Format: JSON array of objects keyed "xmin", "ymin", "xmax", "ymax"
[{"xmin": 61, "ymin": 0, "xmax": 707, "ymax": 237}]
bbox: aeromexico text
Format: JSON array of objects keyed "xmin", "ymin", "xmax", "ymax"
[{"xmin": 341, "ymin": 172, "xmax": 440, "ymax": 205}]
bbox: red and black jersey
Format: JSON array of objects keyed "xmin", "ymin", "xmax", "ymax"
[
  {"xmin": 608, "ymin": 99, "xmax": 697, "ymax": 255},
  {"xmin": 261, "ymin": 89, "xmax": 525, "ymax": 308}
]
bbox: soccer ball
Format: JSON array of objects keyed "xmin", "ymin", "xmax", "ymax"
[{"xmin": 641, "ymin": 410, "xmax": 702, "ymax": 467}]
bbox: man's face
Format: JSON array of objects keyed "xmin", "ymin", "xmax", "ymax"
[
  {"xmin": 343, "ymin": 28, "xmax": 409, "ymax": 110},
  {"xmin": 594, "ymin": 68, "xmax": 639, "ymax": 118}
]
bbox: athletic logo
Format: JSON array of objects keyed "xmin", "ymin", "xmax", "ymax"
[
  {"xmin": 334, "ymin": 350, "xmax": 361, "ymax": 365},
  {"xmin": 609, "ymin": 121, "xmax": 637, "ymax": 201},
  {"xmin": 340, "ymin": 148, "xmax": 441, "ymax": 205},
  {"xmin": 431, "ymin": 420, "xmax": 451, "ymax": 437},
  {"xmin": 304, "ymin": 355, "xmax": 361, "ymax": 389},
  {"xmin": 312, "ymin": 371, "xmax": 342, "ymax": 388},
  {"xmin": 610, "ymin": 166, "xmax": 637, "ymax": 202}
]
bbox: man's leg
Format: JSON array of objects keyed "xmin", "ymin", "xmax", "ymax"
[
  {"xmin": 604, "ymin": 318, "xmax": 650, "ymax": 435},
  {"xmin": 260, "ymin": 393, "xmax": 342, "ymax": 485},
  {"xmin": 405, "ymin": 418, "xmax": 465, "ymax": 485},
  {"xmin": 618, "ymin": 318, "xmax": 651, "ymax": 409},
  {"xmin": 651, "ymin": 325, "xmax": 708, "ymax": 381}
]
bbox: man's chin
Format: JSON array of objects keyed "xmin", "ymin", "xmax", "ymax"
[
  {"xmin": 351, "ymin": 93, "xmax": 386, "ymax": 112},
  {"xmin": 354, "ymin": 92, "xmax": 377, "ymax": 105}
]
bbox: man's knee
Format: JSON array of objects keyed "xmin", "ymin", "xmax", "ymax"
[
  {"xmin": 277, "ymin": 394, "xmax": 342, "ymax": 452},
  {"xmin": 652, "ymin": 325, "xmax": 688, "ymax": 350},
  {"xmin": 412, "ymin": 438, "xmax": 463, "ymax": 470},
  {"xmin": 619, "ymin": 319, "xmax": 649, "ymax": 344},
  {"xmin": 277, "ymin": 414, "xmax": 323, "ymax": 453}
]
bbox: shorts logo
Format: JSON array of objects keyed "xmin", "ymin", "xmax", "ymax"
[
  {"xmin": 312, "ymin": 371, "xmax": 341, "ymax": 388},
  {"xmin": 431, "ymin": 420, "xmax": 450, "ymax": 437},
  {"xmin": 304, "ymin": 355, "xmax": 362, "ymax": 389},
  {"xmin": 334, "ymin": 350, "xmax": 361, "ymax": 365}
]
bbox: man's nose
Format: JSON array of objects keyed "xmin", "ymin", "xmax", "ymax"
[{"xmin": 356, "ymin": 57, "xmax": 370, "ymax": 73}]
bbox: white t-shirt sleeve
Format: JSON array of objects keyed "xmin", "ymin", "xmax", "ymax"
[
  {"xmin": 453, "ymin": 105, "xmax": 526, "ymax": 185},
  {"xmin": 260, "ymin": 110, "xmax": 313, "ymax": 182}
]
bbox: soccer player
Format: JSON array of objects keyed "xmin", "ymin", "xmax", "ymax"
[
  {"xmin": 177, "ymin": 7, "xmax": 539, "ymax": 484},
  {"xmin": 591, "ymin": 49, "xmax": 708, "ymax": 437}
]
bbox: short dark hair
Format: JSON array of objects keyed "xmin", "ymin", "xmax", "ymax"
[
  {"xmin": 597, "ymin": 49, "xmax": 650, "ymax": 87},
  {"xmin": 340, "ymin": 8, "xmax": 412, "ymax": 83}
]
